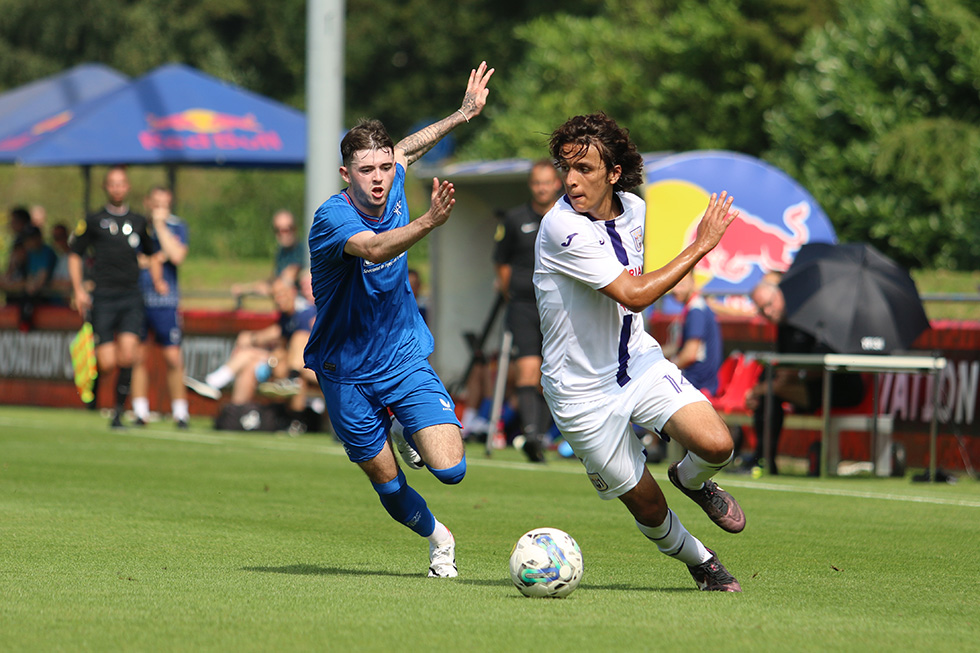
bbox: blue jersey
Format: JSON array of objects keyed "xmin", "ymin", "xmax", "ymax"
[
  {"xmin": 679, "ymin": 296, "xmax": 723, "ymax": 395},
  {"xmin": 139, "ymin": 215, "xmax": 188, "ymax": 309},
  {"xmin": 304, "ymin": 164, "xmax": 433, "ymax": 382},
  {"xmin": 281, "ymin": 298, "xmax": 317, "ymax": 339}
]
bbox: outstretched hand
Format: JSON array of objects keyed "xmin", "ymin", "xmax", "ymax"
[
  {"xmin": 427, "ymin": 177, "xmax": 456, "ymax": 228},
  {"xmin": 459, "ymin": 61, "xmax": 495, "ymax": 121},
  {"xmin": 695, "ymin": 191, "xmax": 738, "ymax": 253}
]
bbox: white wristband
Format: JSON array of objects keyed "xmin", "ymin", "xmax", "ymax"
[{"xmin": 456, "ymin": 108, "xmax": 469, "ymax": 123}]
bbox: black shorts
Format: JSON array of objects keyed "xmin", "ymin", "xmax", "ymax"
[
  {"xmin": 91, "ymin": 290, "xmax": 144, "ymax": 347},
  {"xmin": 505, "ymin": 300, "xmax": 542, "ymax": 359}
]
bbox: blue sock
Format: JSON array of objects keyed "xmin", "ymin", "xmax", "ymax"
[
  {"xmin": 372, "ymin": 469, "xmax": 435, "ymax": 537},
  {"xmin": 429, "ymin": 455, "xmax": 467, "ymax": 485}
]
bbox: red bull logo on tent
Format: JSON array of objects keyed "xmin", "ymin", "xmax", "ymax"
[
  {"xmin": 644, "ymin": 151, "xmax": 836, "ymax": 296},
  {"xmin": 139, "ymin": 108, "xmax": 282, "ymax": 152},
  {"xmin": 0, "ymin": 110, "xmax": 73, "ymax": 152}
]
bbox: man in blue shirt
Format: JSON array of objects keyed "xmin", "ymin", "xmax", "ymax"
[
  {"xmin": 667, "ymin": 271, "xmax": 723, "ymax": 396},
  {"xmin": 132, "ymin": 186, "xmax": 191, "ymax": 428},
  {"xmin": 304, "ymin": 62, "xmax": 494, "ymax": 578}
]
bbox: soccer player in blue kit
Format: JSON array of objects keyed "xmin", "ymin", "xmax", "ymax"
[{"xmin": 304, "ymin": 62, "xmax": 494, "ymax": 578}]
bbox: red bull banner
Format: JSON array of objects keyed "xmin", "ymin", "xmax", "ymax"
[
  {"xmin": 644, "ymin": 151, "xmax": 836, "ymax": 296},
  {"xmin": 13, "ymin": 64, "xmax": 305, "ymax": 167},
  {"xmin": 138, "ymin": 108, "xmax": 283, "ymax": 152},
  {"xmin": 0, "ymin": 110, "xmax": 74, "ymax": 152}
]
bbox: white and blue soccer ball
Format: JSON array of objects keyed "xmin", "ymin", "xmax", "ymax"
[{"xmin": 509, "ymin": 527, "xmax": 584, "ymax": 598}]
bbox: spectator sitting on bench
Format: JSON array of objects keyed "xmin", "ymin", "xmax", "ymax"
[
  {"xmin": 229, "ymin": 209, "xmax": 304, "ymax": 304},
  {"xmin": 185, "ymin": 278, "xmax": 316, "ymax": 419},
  {"xmin": 743, "ymin": 274, "xmax": 864, "ymax": 474}
]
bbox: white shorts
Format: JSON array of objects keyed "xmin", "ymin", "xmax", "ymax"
[{"xmin": 546, "ymin": 359, "xmax": 709, "ymax": 500}]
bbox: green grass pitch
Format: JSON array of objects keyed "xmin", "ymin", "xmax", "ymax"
[{"xmin": 1, "ymin": 405, "xmax": 978, "ymax": 651}]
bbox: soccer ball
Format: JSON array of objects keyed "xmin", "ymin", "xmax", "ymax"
[{"xmin": 509, "ymin": 527, "xmax": 583, "ymax": 598}]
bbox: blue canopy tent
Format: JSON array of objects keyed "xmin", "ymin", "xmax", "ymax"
[
  {"xmin": 15, "ymin": 63, "xmax": 307, "ymax": 211},
  {"xmin": 0, "ymin": 63, "xmax": 129, "ymax": 161}
]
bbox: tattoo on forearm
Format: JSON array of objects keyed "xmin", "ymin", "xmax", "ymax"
[
  {"xmin": 396, "ymin": 111, "xmax": 467, "ymax": 166},
  {"xmin": 461, "ymin": 91, "xmax": 477, "ymax": 115}
]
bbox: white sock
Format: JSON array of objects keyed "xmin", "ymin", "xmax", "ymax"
[
  {"xmin": 132, "ymin": 396, "xmax": 150, "ymax": 420},
  {"xmin": 205, "ymin": 366, "xmax": 235, "ymax": 390},
  {"xmin": 390, "ymin": 416, "xmax": 404, "ymax": 438},
  {"xmin": 172, "ymin": 399, "xmax": 189, "ymax": 422},
  {"xmin": 427, "ymin": 520, "xmax": 452, "ymax": 546},
  {"xmin": 676, "ymin": 451, "xmax": 733, "ymax": 490},
  {"xmin": 636, "ymin": 511, "xmax": 710, "ymax": 566}
]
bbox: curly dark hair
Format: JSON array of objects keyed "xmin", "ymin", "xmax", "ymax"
[
  {"xmin": 341, "ymin": 119, "xmax": 394, "ymax": 166},
  {"xmin": 549, "ymin": 112, "xmax": 644, "ymax": 192}
]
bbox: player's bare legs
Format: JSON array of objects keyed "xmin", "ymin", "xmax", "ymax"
[
  {"xmin": 663, "ymin": 402, "xmax": 746, "ymax": 533},
  {"xmin": 619, "ymin": 467, "xmax": 740, "ymax": 591},
  {"xmin": 96, "ymin": 342, "xmax": 118, "ymax": 375},
  {"xmin": 359, "ymin": 435, "xmax": 458, "ymax": 578},
  {"xmin": 617, "ymin": 467, "xmax": 669, "ymax": 527},
  {"xmin": 663, "ymin": 402, "xmax": 734, "ymax": 463},
  {"xmin": 358, "ymin": 441, "xmax": 401, "ymax": 484},
  {"xmin": 412, "ymin": 423, "xmax": 465, "ymax": 470}
]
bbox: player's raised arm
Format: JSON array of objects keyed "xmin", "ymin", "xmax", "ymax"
[
  {"xmin": 394, "ymin": 61, "xmax": 495, "ymax": 168},
  {"xmin": 601, "ymin": 192, "xmax": 738, "ymax": 313},
  {"xmin": 344, "ymin": 177, "xmax": 456, "ymax": 264}
]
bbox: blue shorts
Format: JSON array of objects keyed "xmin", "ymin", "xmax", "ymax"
[
  {"xmin": 142, "ymin": 305, "xmax": 183, "ymax": 347},
  {"xmin": 318, "ymin": 360, "xmax": 461, "ymax": 463}
]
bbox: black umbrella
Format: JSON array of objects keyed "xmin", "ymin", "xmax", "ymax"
[{"xmin": 779, "ymin": 242, "xmax": 930, "ymax": 354}]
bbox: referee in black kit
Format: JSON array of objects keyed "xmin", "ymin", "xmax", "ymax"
[
  {"xmin": 492, "ymin": 159, "xmax": 563, "ymax": 462},
  {"xmin": 68, "ymin": 166, "xmax": 158, "ymax": 429}
]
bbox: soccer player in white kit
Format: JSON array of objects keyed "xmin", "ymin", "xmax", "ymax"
[{"xmin": 534, "ymin": 112, "xmax": 745, "ymax": 591}]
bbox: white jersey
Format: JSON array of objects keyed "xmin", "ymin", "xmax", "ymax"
[{"xmin": 534, "ymin": 192, "xmax": 664, "ymax": 403}]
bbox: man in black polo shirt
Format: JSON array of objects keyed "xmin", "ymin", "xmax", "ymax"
[
  {"xmin": 69, "ymin": 166, "xmax": 157, "ymax": 429},
  {"xmin": 492, "ymin": 159, "xmax": 563, "ymax": 462}
]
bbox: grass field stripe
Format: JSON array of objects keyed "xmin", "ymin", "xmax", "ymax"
[
  {"xmin": 119, "ymin": 427, "xmax": 980, "ymax": 509},
  {"xmin": 3, "ymin": 415, "xmax": 977, "ymax": 509}
]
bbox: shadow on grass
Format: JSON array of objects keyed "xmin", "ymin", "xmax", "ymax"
[{"xmin": 242, "ymin": 564, "xmax": 695, "ymax": 592}]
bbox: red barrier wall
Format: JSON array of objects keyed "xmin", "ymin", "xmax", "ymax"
[
  {"xmin": 648, "ymin": 313, "xmax": 980, "ymax": 472},
  {"xmin": 2, "ymin": 304, "xmax": 978, "ymax": 471}
]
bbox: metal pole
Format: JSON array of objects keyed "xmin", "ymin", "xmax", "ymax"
[
  {"xmin": 487, "ymin": 330, "xmax": 513, "ymax": 457},
  {"xmin": 167, "ymin": 165, "xmax": 177, "ymax": 211},
  {"xmin": 763, "ymin": 362, "xmax": 773, "ymax": 473},
  {"xmin": 81, "ymin": 165, "xmax": 91, "ymax": 216},
  {"xmin": 820, "ymin": 368, "xmax": 833, "ymax": 477},
  {"xmin": 929, "ymin": 362, "xmax": 941, "ymax": 482},
  {"xmin": 305, "ymin": 0, "xmax": 345, "ymax": 265}
]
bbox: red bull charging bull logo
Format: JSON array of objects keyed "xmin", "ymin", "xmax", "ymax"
[
  {"xmin": 687, "ymin": 201, "xmax": 810, "ymax": 283},
  {"xmin": 139, "ymin": 108, "xmax": 282, "ymax": 152},
  {"xmin": 643, "ymin": 151, "xmax": 836, "ymax": 296}
]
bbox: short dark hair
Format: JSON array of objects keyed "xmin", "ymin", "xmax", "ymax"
[
  {"xmin": 529, "ymin": 157, "xmax": 559, "ymax": 179},
  {"xmin": 341, "ymin": 119, "xmax": 394, "ymax": 167},
  {"xmin": 10, "ymin": 206, "xmax": 31, "ymax": 225},
  {"xmin": 549, "ymin": 112, "xmax": 644, "ymax": 192}
]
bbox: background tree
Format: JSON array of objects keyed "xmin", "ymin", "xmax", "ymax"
[
  {"xmin": 462, "ymin": 0, "xmax": 839, "ymax": 160},
  {"xmin": 344, "ymin": 0, "xmax": 601, "ymax": 144},
  {"xmin": 764, "ymin": 0, "xmax": 980, "ymax": 269}
]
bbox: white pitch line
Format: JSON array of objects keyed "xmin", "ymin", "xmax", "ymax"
[
  {"xmin": 715, "ymin": 478, "xmax": 980, "ymax": 508},
  {"xmin": 3, "ymin": 415, "xmax": 979, "ymax": 508}
]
